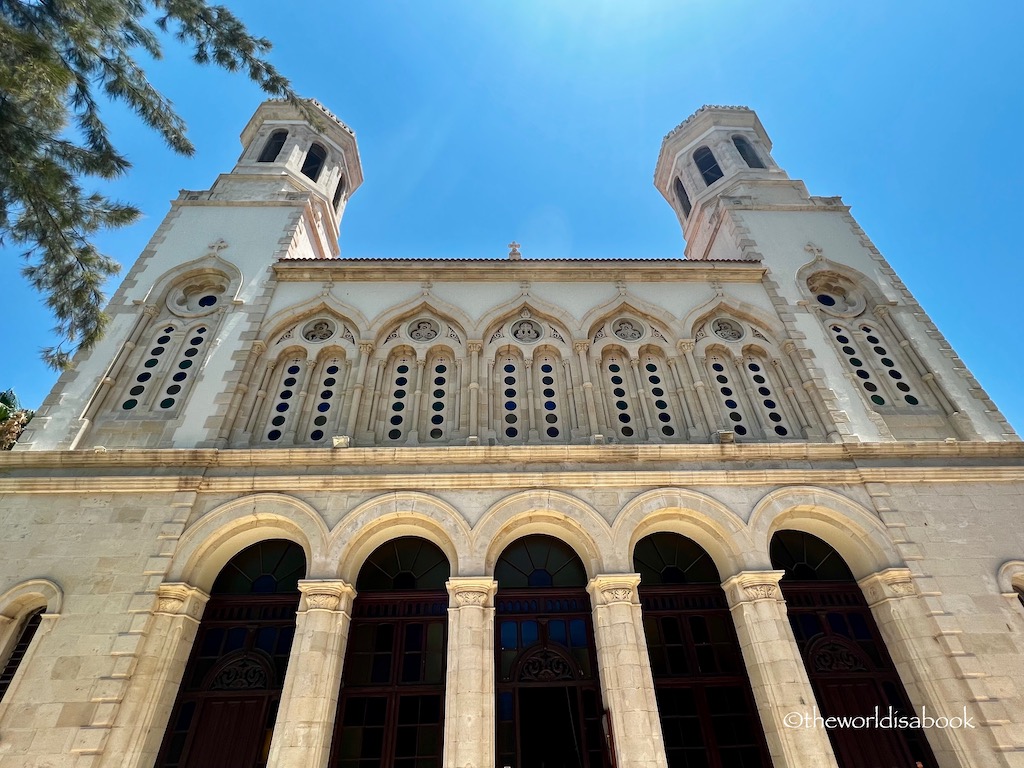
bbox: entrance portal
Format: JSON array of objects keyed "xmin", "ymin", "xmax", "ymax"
[
  {"xmin": 494, "ymin": 535, "xmax": 611, "ymax": 768},
  {"xmin": 518, "ymin": 687, "xmax": 584, "ymax": 768}
]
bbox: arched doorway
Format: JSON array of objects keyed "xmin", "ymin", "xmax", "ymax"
[
  {"xmin": 634, "ymin": 532, "xmax": 771, "ymax": 768},
  {"xmin": 495, "ymin": 534, "xmax": 611, "ymax": 768},
  {"xmin": 156, "ymin": 539, "xmax": 306, "ymax": 768},
  {"xmin": 770, "ymin": 530, "xmax": 938, "ymax": 768},
  {"xmin": 330, "ymin": 536, "xmax": 450, "ymax": 768}
]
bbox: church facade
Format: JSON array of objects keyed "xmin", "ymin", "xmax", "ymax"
[{"xmin": 2, "ymin": 99, "xmax": 1024, "ymax": 768}]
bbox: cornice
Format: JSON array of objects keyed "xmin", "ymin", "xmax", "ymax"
[
  {"xmin": 1, "ymin": 442, "xmax": 1022, "ymax": 494},
  {"xmin": 271, "ymin": 259, "xmax": 766, "ymax": 283},
  {"xmin": 3, "ymin": 441, "xmax": 1023, "ymax": 471}
]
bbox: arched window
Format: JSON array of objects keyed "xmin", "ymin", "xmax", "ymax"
[
  {"xmin": 602, "ymin": 351, "xmax": 640, "ymax": 441},
  {"xmin": 693, "ymin": 146, "xmax": 724, "ymax": 187},
  {"xmin": 826, "ymin": 322, "xmax": 922, "ymax": 408},
  {"xmin": 258, "ymin": 130, "xmax": 288, "ymax": 163},
  {"xmin": 495, "ymin": 535, "xmax": 610, "ymax": 768},
  {"xmin": 673, "ymin": 177, "xmax": 692, "ymax": 217},
  {"xmin": 732, "ymin": 136, "xmax": 765, "ymax": 169},
  {"xmin": 0, "ymin": 608, "xmax": 44, "ymax": 702},
  {"xmin": 640, "ymin": 350, "xmax": 682, "ymax": 440},
  {"xmin": 332, "ymin": 174, "xmax": 346, "ymax": 210},
  {"xmin": 495, "ymin": 351, "xmax": 527, "ymax": 443},
  {"xmin": 707, "ymin": 353, "xmax": 749, "ymax": 437},
  {"xmin": 119, "ymin": 323, "xmax": 209, "ymax": 414},
  {"xmin": 156, "ymin": 540, "xmax": 305, "ymax": 768},
  {"xmin": 635, "ymin": 533, "xmax": 771, "ymax": 768},
  {"xmin": 331, "ymin": 538, "xmax": 450, "ymax": 768},
  {"xmin": 770, "ymin": 531, "xmax": 938, "ymax": 768},
  {"xmin": 424, "ymin": 350, "xmax": 453, "ymax": 441},
  {"xmin": 741, "ymin": 354, "xmax": 794, "ymax": 439},
  {"xmin": 382, "ymin": 351, "xmax": 415, "ymax": 443},
  {"xmin": 534, "ymin": 351, "xmax": 568, "ymax": 442},
  {"xmin": 263, "ymin": 356, "xmax": 309, "ymax": 443},
  {"xmin": 307, "ymin": 353, "xmax": 348, "ymax": 443},
  {"xmin": 301, "ymin": 143, "xmax": 327, "ymax": 181}
]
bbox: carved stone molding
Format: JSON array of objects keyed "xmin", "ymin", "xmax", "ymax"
[
  {"xmin": 298, "ymin": 579, "xmax": 355, "ymax": 613},
  {"xmin": 858, "ymin": 568, "xmax": 916, "ymax": 606},
  {"xmin": 155, "ymin": 582, "xmax": 209, "ymax": 620},
  {"xmin": 587, "ymin": 574, "xmax": 641, "ymax": 606},
  {"xmin": 447, "ymin": 577, "xmax": 498, "ymax": 609},
  {"xmin": 721, "ymin": 571, "xmax": 786, "ymax": 607}
]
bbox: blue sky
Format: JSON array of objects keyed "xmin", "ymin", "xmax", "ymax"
[{"xmin": 4, "ymin": 1, "xmax": 1023, "ymax": 431}]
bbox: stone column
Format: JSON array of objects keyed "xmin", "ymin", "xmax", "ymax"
[
  {"xmin": 443, "ymin": 577, "xmax": 498, "ymax": 768},
  {"xmin": 678, "ymin": 340, "xmax": 720, "ymax": 436},
  {"xmin": 467, "ymin": 342, "xmax": 482, "ymax": 444},
  {"xmin": 587, "ymin": 575, "xmax": 668, "ymax": 768},
  {"xmin": 721, "ymin": 571, "xmax": 839, "ymax": 768},
  {"xmin": 71, "ymin": 304, "xmax": 160, "ymax": 449},
  {"xmin": 629, "ymin": 358, "xmax": 657, "ymax": 440},
  {"xmin": 97, "ymin": 583, "xmax": 210, "ymax": 768},
  {"xmin": 267, "ymin": 580, "xmax": 356, "ymax": 768},
  {"xmin": 343, "ymin": 343, "xmax": 374, "ymax": 438},
  {"xmin": 782, "ymin": 340, "xmax": 840, "ymax": 443},
  {"xmin": 574, "ymin": 342, "xmax": 601, "ymax": 439},
  {"xmin": 217, "ymin": 340, "xmax": 267, "ymax": 445},
  {"xmin": 859, "ymin": 569, "xmax": 998, "ymax": 768}
]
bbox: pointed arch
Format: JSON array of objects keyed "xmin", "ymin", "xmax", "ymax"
[
  {"xmin": 682, "ymin": 295, "xmax": 785, "ymax": 342},
  {"xmin": 749, "ymin": 486, "xmax": 902, "ymax": 578},
  {"xmin": 329, "ymin": 492, "xmax": 471, "ymax": 583},
  {"xmin": 260, "ymin": 298, "xmax": 366, "ymax": 347},
  {"xmin": 369, "ymin": 297, "xmax": 472, "ymax": 346},
  {"xmin": 476, "ymin": 490, "xmax": 611, "ymax": 578},
  {"xmin": 167, "ymin": 493, "xmax": 328, "ymax": 591},
  {"xmin": 479, "ymin": 298, "xmax": 579, "ymax": 349},
  {"xmin": 613, "ymin": 488, "xmax": 752, "ymax": 577},
  {"xmin": 146, "ymin": 252, "xmax": 243, "ymax": 309},
  {"xmin": 581, "ymin": 297, "xmax": 678, "ymax": 344}
]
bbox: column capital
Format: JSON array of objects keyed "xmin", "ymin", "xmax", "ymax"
[
  {"xmin": 721, "ymin": 570, "xmax": 786, "ymax": 606},
  {"xmin": 676, "ymin": 339, "xmax": 696, "ymax": 354},
  {"xmin": 155, "ymin": 582, "xmax": 209, "ymax": 620},
  {"xmin": 587, "ymin": 574, "xmax": 641, "ymax": 606},
  {"xmin": 573, "ymin": 341, "xmax": 590, "ymax": 354},
  {"xmin": 857, "ymin": 568, "xmax": 916, "ymax": 606},
  {"xmin": 446, "ymin": 576, "xmax": 497, "ymax": 608},
  {"xmin": 298, "ymin": 579, "xmax": 356, "ymax": 612},
  {"xmin": 358, "ymin": 342, "xmax": 375, "ymax": 355},
  {"xmin": 467, "ymin": 341, "xmax": 483, "ymax": 353}
]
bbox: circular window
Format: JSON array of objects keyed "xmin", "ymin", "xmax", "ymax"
[
  {"xmin": 612, "ymin": 318, "xmax": 644, "ymax": 341},
  {"xmin": 168, "ymin": 275, "xmax": 228, "ymax": 317},
  {"xmin": 510, "ymin": 320, "xmax": 542, "ymax": 342},
  {"xmin": 408, "ymin": 319, "xmax": 439, "ymax": 341},
  {"xmin": 302, "ymin": 319, "xmax": 336, "ymax": 342},
  {"xmin": 712, "ymin": 319, "xmax": 743, "ymax": 341}
]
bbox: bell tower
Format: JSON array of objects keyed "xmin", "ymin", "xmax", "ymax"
[
  {"xmin": 20, "ymin": 98, "xmax": 365, "ymax": 450},
  {"xmin": 653, "ymin": 105, "xmax": 801, "ymax": 260}
]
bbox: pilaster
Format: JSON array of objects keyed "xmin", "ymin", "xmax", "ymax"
[
  {"xmin": 96, "ymin": 583, "xmax": 209, "ymax": 768},
  {"xmin": 859, "ymin": 569, "xmax": 1010, "ymax": 768}
]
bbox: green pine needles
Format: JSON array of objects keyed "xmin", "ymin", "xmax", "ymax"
[{"xmin": 0, "ymin": 0, "xmax": 303, "ymax": 368}]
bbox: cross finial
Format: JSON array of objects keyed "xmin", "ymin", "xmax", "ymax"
[
  {"xmin": 208, "ymin": 238, "xmax": 228, "ymax": 253},
  {"xmin": 804, "ymin": 242, "xmax": 824, "ymax": 260},
  {"xmin": 508, "ymin": 241, "xmax": 521, "ymax": 260}
]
